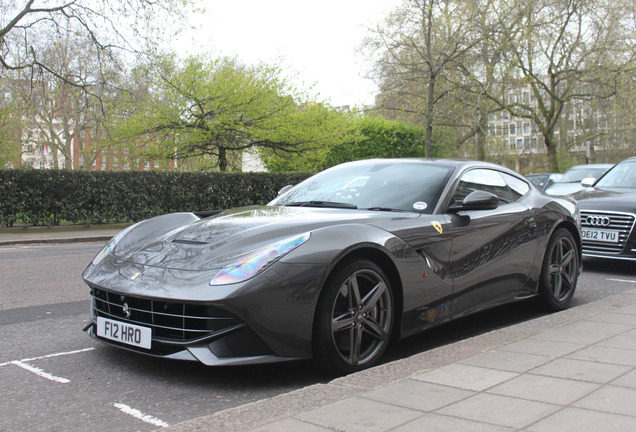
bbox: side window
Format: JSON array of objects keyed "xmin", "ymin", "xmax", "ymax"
[
  {"xmin": 502, "ymin": 173, "xmax": 530, "ymax": 201},
  {"xmin": 454, "ymin": 169, "xmax": 514, "ymax": 205}
]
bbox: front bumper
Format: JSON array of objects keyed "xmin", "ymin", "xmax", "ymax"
[
  {"xmin": 83, "ymin": 254, "xmax": 326, "ymax": 363},
  {"xmin": 86, "ymin": 321, "xmax": 300, "ymax": 366},
  {"xmin": 580, "ymin": 210, "xmax": 636, "ymax": 261}
]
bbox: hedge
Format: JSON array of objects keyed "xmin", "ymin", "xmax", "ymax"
[{"xmin": 0, "ymin": 169, "xmax": 311, "ymax": 226}]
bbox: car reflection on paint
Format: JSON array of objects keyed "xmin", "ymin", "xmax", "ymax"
[{"xmin": 83, "ymin": 159, "xmax": 582, "ymax": 374}]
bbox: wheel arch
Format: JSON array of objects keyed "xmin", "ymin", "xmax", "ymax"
[
  {"xmin": 550, "ymin": 219, "xmax": 583, "ymax": 265},
  {"xmin": 311, "ymin": 246, "xmax": 404, "ymax": 344},
  {"xmin": 537, "ymin": 220, "xmax": 581, "ymax": 310}
]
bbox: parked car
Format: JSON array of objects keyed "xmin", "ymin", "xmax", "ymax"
[
  {"xmin": 571, "ymin": 157, "xmax": 636, "ymax": 261},
  {"xmin": 545, "ymin": 163, "xmax": 614, "ymax": 195},
  {"xmin": 526, "ymin": 173, "xmax": 564, "ymax": 191},
  {"xmin": 83, "ymin": 159, "xmax": 581, "ymax": 374}
]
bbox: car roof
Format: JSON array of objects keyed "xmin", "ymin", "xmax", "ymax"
[
  {"xmin": 567, "ymin": 163, "xmax": 614, "ymax": 170},
  {"xmin": 345, "ymin": 158, "xmax": 516, "ymax": 172},
  {"xmin": 336, "ymin": 159, "xmax": 531, "ymax": 186}
]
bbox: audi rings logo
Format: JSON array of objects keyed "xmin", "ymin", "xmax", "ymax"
[{"xmin": 586, "ymin": 215, "xmax": 611, "ymax": 227}]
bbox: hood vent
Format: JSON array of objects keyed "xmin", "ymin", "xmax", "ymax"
[{"xmin": 171, "ymin": 239, "xmax": 208, "ymax": 245}]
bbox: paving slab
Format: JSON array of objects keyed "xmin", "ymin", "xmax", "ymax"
[
  {"xmin": 530, "ymin": 358, "xmax": 632, "ymax": 384},
  {"xmin": 526, "ymin": 407, "xmax": 636, "ymax": 432}
]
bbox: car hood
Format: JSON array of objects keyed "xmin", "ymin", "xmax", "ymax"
[
  {"xmin": 571, "ymin": 187, "xmax": 636, "ymax": 213},
  {"xmin": 113, "ymin": 206, "xmax": 418, "ymax": 271}
]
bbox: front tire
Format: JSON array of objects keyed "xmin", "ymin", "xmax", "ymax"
[
  {"xmin": 539, "ymin": 228, "xmax": 579, "ymax": 311},
  {"xmin": 313, "ymin": 259, "xmax": 393, "ymax": 375}
]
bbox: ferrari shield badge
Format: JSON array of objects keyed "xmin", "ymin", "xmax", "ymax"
[{"xmin": 431, "ymin": 221, "xmax": 443, "ymax": 234}]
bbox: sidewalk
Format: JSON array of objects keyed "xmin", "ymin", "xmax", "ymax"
[
  {"xmin": 0, "ymin": 223, "xmax": 127, "ymax": 246},
  {"xmin": 2, "ymin": 226, "xmax": 635, "ymax": 431},
  {"xmin": 168, "ymin": 290, "xmax": 636, "ymax": 431}
]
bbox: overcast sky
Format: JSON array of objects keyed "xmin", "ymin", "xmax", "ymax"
[{"xmin": 173, "ymin": 0, "xmax": 402, "ymax": 107}]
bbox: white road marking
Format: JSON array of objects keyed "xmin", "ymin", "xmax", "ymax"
[
  {"xmin": 0, "ymin": 347, "xmax": 95, "ymax": 383},
  {"xmin": 608, "ymin": 278, "xmax": 636, "ymax": 284},
  {"xmin": 20, "ymin": 347, "xmax": 95, "ymax": 362},
  {"xmin": 10, "ymin": 361, "xmax": 70, "ymax": 384},
  {"xmin": 113, "ymin": 403, "xmax": 170, "ymax": 428}
]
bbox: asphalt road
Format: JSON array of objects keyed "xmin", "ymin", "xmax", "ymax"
[{"xmin": 0, "ymin": 242, "xmax": 634, "ymax": 431}]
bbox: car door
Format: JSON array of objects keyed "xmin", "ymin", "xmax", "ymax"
[{"xmin": 444, "ymin": 169, "xmax": 540, "ymax": 317}]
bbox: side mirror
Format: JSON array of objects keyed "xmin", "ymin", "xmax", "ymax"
[
  {"xmin": 448, "ymin": 190, "xmax": 499, "ymax": 213},
  {"xmin": 580, "ymin": 177, "xmax": 595, "ymax": 188},
  {"xmin": 277, "ymin": 185, "xmax": 294, "ymax": 196}
]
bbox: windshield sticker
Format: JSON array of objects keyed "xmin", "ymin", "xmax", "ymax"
[
  {"xmin": 413, "ymin": 201, "xmax": 428, "ymax": 211},
  {"xmin": 431, "ymin": 221, "xmax": 443, "ymax": 234}
]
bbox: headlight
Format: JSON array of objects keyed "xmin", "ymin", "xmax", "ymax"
[
  {"xmin": 211, "ymin": 233, "xmax": 310, "ymax": 285},
  {"xmin": 92, "ymin": 223, "xmax": 137, "ymax": 265}
]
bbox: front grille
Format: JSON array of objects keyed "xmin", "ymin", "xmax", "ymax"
[
  {"xmin": 580, "ymin": 211, "xmax": 635, "ymax": 255},
  {"xmin": 90, "ymin": 287, "xmax": 242, "ymax": 342}
]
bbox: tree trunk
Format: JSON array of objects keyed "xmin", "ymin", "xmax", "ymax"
[
  {"xmin": 425, "ymin": 78, "xmax": 435, "ymax": 158},
  {"xmin": 476, "ymin": 113, "xmax": 488, "ymax": 161},
  {"xmin": 218, "ymin": 147, "xmax": 228, "ymax": 172},
  {"xmin": 544, "ymin": 132, "xmax": 559, "ymax": 172}
]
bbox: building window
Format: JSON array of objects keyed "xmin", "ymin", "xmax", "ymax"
[{"xmin": 509, "ymin": 123, "xmax": 516, "ymax": 135}]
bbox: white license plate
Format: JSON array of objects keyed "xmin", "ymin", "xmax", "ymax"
[
  {"xmin": 581, "ymin": 228, "xmax": 619, "ymax": 243},
  {"xmin": 97, "ymin": 317, "xmax": 152, "ymax": 349}
]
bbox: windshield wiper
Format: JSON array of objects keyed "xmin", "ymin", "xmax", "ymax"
[
  {"xmin": 285, "ymin": 201, "xmax": 358, "ymax": 209},
  {"xmin": 363, "ymin": 207, "xmax": 405, "ymax": 212}
]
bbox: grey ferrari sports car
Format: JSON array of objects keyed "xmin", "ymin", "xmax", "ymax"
[{"xmin": 83, "ymin": 159, "xmax": 582, "ymax": 374}]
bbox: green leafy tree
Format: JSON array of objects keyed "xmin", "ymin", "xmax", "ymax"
[
  {"xmin": 116, "ymin": 55, "xmax": 354, "ymax": 172},
  {"xmin": 0, "ymin": 103, "xmax": 21, "ymax": 167},
  {"xmin": 324, "ymin": 116, "xmax": 439, "ymax": 168},
  {"xmin": 263, "ymin": 115, "xmax": 453, "ymax": 173}
]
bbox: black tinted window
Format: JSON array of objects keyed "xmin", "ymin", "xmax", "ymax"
[
  {"xmin": 454, "ymin": 169, "xmax": 518, "ymax": 205},
  {"xmin": 502, "ymin": 173, "xmax": 530, "ymax": 200}
]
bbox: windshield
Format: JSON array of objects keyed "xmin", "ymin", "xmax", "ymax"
[
  {"xmin": 594, "ymin": 161, "xmax": 636, "ymax": 189},
  {"xmin": 269, "ymin": 161, "xmax": 454, "ymax": 214}
]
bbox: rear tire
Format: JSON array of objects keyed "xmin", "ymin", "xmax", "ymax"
[
  {"xmin": 313, "ymin": 259, "xmax": 393, "ymax": 375},
  {"xmin": 538, "ymin": 228, "xmax": 579, "ymax": 311}
]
